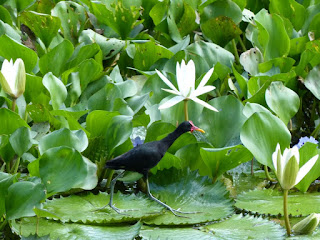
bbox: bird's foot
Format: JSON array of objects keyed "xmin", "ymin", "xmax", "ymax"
[
  {"xmin": 95, "ymin": 204, "xmax": 138, "ymax": 215},
  {"xmin": 171, "ymin": 208, "xmax": 202, "ymax": 214}
]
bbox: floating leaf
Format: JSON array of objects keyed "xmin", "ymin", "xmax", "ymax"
[
  {"xmin": 140, "ymin": 225, "xmax": 214, "ymax": 240},
  {"xmin": 15, "ymin": 218, "xmax": 142, "ymax": 240},
  {"xmin": 144, "ymin": 168, "xmax": 234, "ymax": 225},
  {"xmin": 43, "ymin": 192, "xmax": 162, "ymax": 223},
  {"xmin": 236, "ymin": 189, "xmax": 320, "ymax": 217},
  {"xmin": 205, "ymin": 214, "xmax": 285, "ymax": 239}
]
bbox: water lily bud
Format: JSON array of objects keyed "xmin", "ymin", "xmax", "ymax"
[
  {"xmin": 292, "ymin": 213, "xmax": 320, "ymax": 235},
  {"xmin": 0, "ymin": 58, "xmax": 26, "ymax": 99},
  {"xmin": 272, "ymin": 143, "xmax": 318, "ymax": 190}
]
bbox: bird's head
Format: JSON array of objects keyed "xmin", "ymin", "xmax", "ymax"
[{"xmin": 178, "ymin": 121, "xmax": 205, "ymax": 133}]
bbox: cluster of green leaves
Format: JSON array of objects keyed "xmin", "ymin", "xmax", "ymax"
[{"xmin": 0, "ymin": 0, "xmax": 320, "ymax": 239}]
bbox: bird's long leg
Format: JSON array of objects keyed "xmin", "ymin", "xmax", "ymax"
[
  {"xmin": 95, "ymin": 171, "xmax": 131, "ymax": 214},
  {"xmin": 145, "ymin": 177, "xmax": 198, "ymax": 218}
]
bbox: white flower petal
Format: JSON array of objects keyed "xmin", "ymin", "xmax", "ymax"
[
  {"xmin": 272, "ymin": 143, "xmax": 281, "ymax": 172},
  {"xmin": 155, "ymin": 69, "xmax": 179, "ymax": 92},
  {"xmin": 190, "ymin": 97, "xmax": 219, "ymax": 112},
  {"xmin": 283, "ymin": 146, "xmax": 299, "ymax": 167},
  {"xmin": 162, "ymin": 88, "xmax": 180, "ymax": 95},
  {"xmin": 295, "ymin": 154, "xmax": 319, "ymax": 185},
  {"xmin": 178, "ymin": 60, "xmax": 195, "ymax": 97},
  {"xmin": 158, "ymin": 95, "xmax": 185, "ymax": 109},
  {"xmin": 198, "ymin": 67, "xmax": 214, "ymax": 89},
  {"xmin": 192, "ymin": 85, "xmax": 215, "ymax": 97}
]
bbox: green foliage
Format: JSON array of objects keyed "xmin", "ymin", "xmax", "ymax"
[{"xmin": 1, "ymin": 0, "xmax": 320, "ymax": 238}]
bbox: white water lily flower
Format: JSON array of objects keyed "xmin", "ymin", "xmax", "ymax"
[
  {"xmin": 0, "ymin": 58, "xmax": 26, "ymax": 99},
  {"xmin": 155, "ymin": 60, "xmax": 218, "ymax": 112},
  {"xmin": 272, "ymin": 143, "xmax": 319, "ymax": 190}
]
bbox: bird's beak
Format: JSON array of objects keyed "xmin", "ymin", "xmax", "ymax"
[{"xmin": 191, "ymin": 126, "xmax": 205, "ymax": 133}]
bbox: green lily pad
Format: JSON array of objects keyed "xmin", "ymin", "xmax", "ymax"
[
  {"xmin": 14, "ymin": 218, "xmax": 142, "ymax": 240},
  {"xmin": 236, "ymin": 189, "xmax": 320, "ymax": 217},
  {"xmin": 204, "ymin": 214, "xmax": 285, "ymax": 239},
  {"xmin": 43, "ymin": 192, "xmax": 163, "ymax": 223},
  {"xmin": 140, "ymin": 225, "xmax": 214, "ymax": 240},
  {"xmin": 144, "ymin": 168, "xmax": 234, "ymax": 225}
]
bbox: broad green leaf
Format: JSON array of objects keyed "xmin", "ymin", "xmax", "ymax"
[
  {"xmin": 6, "ymin": 181, "xmax": 46, "ymax": 220},
  {"xmin": 39, "ymin": 128, "xmax": 88, "ymax": 155},
  {"xmin": 289, "ymin": 36, "xmax": 309, "ymax": 56},
  {"xmin": 116, "ymin": 80, "xmax": 138, "ymax": 98},
  {"xmin": 150, "ymin": 152, "xmax": 182, "ymax": 174},
  {"xmin": 265, "ymin": 81, "xmax": 300, "ymax": 125},
  {"xmin": 205, "ymin": 214, "xmax": 285, "ymax": 240},
  {"xmin": 86, "ymin": 111, "xmax": 119, "ymax": 138},
  {"xmin": 0, "ymin": 135, "xmax": 15, "ymax": 162},
  {"xmin": 0, "ymin": 20, "xmax": 20, "ymax": 41},
  {"xmin": 127, "ymin": 93, "xmax": 149, "ymax": 114},
  {"xmin": 201, "ymin": 16, "xmax": 242, "ymax": 46},
  {"xmin": 49, "ymin": 109, "xmax": 88, "ymax": 132},
  {"xmin": 301, "ymin": 3, "xmax": 320, "ymax": 36},
  {"xmin": 176, "ymin": 143, "xmax": 212, "ymax": 176},
  {"xmin": 15, "ymin": 218, "xmax": 142, "ymax": 240},
  {"xmin": 15, "ymin": 0, "xmax": 35, "ymax": 12},
  {"xmin": 51, "ymin": 1, "xmax": 87, "ymax": 44},
  {"xmin": 187, "ymin": 40, "xmax": 234, "ymax": 68},
  {"xmin": 19, "ymin": 11, "xmax": 61, "ymax": 47},
  {"xmin": 144, "ymin": 168, "xmax": 234, "ymax": 225},
  {"xmin": 24, "ymin": 74, "xmax": 47, "ymax": 105},
  {"xmin": 270, "ymin": 0, "xmax": 306, "ymax": 30},
  {"xmin": 104, "ymin": 115, "xmax": 133, "ymax": 153},
  {"xmin": 239, "ymin": 47, "xmax": 264, "ymax": 76},
  {"xmin": 9, "ymin": 127, "xmax": 37, "ymax": 157},
  {"xmin": 304, "ymin": 66, "xmax": 320, "ymax": 100},
  {"xmin": 200, "ymin": 145, "xmax": 253, "ymax": 181},
  {"xmin": 240, "ymin": 112, "xmax": 291, "ymax": 168},
  {"xmin": 0, "ymin": 172, "xmax": 18, "ymax": 217},
  {"xmin": 200, "ymin": 0, "xmax": 243, "ymax": 24},
  {"xmin": 0, "ymin": 108, "xmax": 29, "ymax": 135},
  {"xmin": 0, "ymin": 35, "xmax": 37, "ymax": 72},
  {"xmin": 39, "ymin": 40, "xmax": 74, "ymax": 76},
  {"xmin": 198, "ymin": 95, "xmax": 247, "ymax": 147},
  {"xmin": 242, "ymin": 102, "xmax": 270, "ymax": 118},
  {"xmin": 134, "ymin": 42, "xmax": 174, "ymax": 70},
  {"xmin": 236, "ymin": 189, "xmax": 320, "ymax": 216},
  {"xmin": 295, "ymin": 143, "xmax": 320, "ymax": 192},
  {"xmin": 140, "ymin": 225, "xmax": 214, "ymax": 240},
  {"xmin": 43, "ymin": 192, "xmax": 162, "ymax": 223},
  {"xmin": 38, "ymin": 146, "xmax": 97, "ymax": 194},
  {"xmin": 259, "ymin": 57, "xmax": 296, "ymax": 73},
  {"xmin": 79, "ymin": 30, "xmax": 125, "ymax": 60},
  {"xmin": 0, "ymin": 6, "xmax": 13, "ymax": 26},
  {"xmin": 92, "ymin": 1, "xmax": 140, "ymax": 39},
  {"xmin": 66, "ymin": 43, "xmax": 100, "ymax": 70},
  {"xmin": 253, "ymin": 9, "xmax": 290, "ymax": 61},
  {"xmin": 42, "ymin": 73, "xmax": 67, "ymax": 110}
]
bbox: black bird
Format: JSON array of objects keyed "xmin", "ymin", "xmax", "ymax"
[{"xmin": 103, "ymin": 121, "xmax": 205, "ymax": 217}]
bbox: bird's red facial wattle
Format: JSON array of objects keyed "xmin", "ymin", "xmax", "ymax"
[{"xmin": 189, "ymin": 121, "xmax": 205, "ymax": 133}]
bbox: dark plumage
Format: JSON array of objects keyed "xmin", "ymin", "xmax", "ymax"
[{"xmin": 103, "ymin": 121, "xmax": 205, "ymax": 217}]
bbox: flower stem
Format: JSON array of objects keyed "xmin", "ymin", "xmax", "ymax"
[
  {"xmin": 232, "ymin": 39, "xmax": 240, "ymax": 65},
  {"xmin": 12, "ymin": 98, "xmax": 16, "ymax": 112},
  {"xmin": 184, "ymin": 99, "xmax": 189, "ymax": 121},
  {"xmin": 283, "ymin": 189, "xmax": 291, "ymax": 236},
  {"xmin": 11, "ymin": 157, "xmax": 20, "ymax": 174},
  {"xmin": 264, "ymin": 165, "xmax": 275, "ymax": 181}
]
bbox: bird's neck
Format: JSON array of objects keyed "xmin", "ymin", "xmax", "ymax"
[{"xmin": 160, "ymin": 128, "xmax": 185, "ymax": 150}]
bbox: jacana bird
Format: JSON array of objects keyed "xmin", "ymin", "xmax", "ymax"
[{"xmin": 103, "ymin": 121, "xmax": 205, "ymax": 217}]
